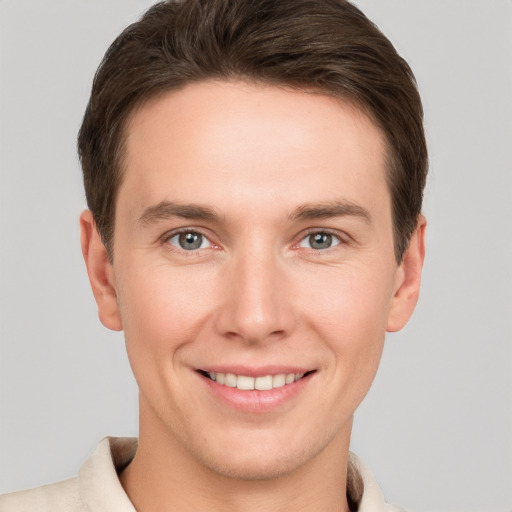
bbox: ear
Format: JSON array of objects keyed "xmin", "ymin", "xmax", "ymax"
[
  {"xmin": 386, "ymin": 216, "xmax": 426, "ymax": 332},
  {"xmin": 80, "ymin": 210, "xmax": 123, "ymax": 331}
]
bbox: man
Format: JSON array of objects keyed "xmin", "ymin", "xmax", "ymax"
[{"xmin": 0, "ymin": 0, "xmax": 427, "ymax": 510}]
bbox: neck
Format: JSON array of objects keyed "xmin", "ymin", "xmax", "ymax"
[{"xmin": 120, "ymin": 400, "xmax": 353, "ymax": 512}]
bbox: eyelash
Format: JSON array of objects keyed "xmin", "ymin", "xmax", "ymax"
[
  {"xmin": 161, "ymin": 228, "xmax": 216, "ymax": 255},
  {"xmin": 160, "ymin": 228, "xmax": 347, "ymax": 254},
  {"xmin": 295, "ymin": 229, "xmax": 344, "ymax": 252}
]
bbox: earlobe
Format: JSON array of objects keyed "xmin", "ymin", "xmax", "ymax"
[
  {"xmin": 80, "ymin": 210, "xmax": 123, "ymax": 331},
  {"xmin": 386, "ymin": 216, "xmax": 426, "ymax": 333}
]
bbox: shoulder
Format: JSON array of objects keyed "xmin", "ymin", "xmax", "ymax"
[
  {"xmin": 349, "ymin": 452, "xmax": 407, "ymax": 512},
  {"xmin": 0, "ymin": 437, "xmax": 137, "ymax": 512},
  {"xmin": 0, "ymin": 478, "xmax": 86, "ymax": 512}
]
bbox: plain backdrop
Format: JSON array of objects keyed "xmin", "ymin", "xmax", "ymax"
[{"xmin": 0, "ymin": 1, "xmax": 511, "ymax": 511}]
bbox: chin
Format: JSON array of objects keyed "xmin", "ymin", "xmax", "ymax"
[
  {"xmin": 198, "ymin": 450, "xmax": 308, "ymax": 481},
  {"xmin": 187, "ymin": 430, "xmax": 331, "ymax": 481}
]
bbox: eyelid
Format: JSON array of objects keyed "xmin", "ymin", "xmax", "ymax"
[
  {"xmin": 169, "ymin": 232, "xmax": 211, "ymax": 250},
  {"xmin": 294, "ymin": 228, "xmax": 347, "ymax": 249},
  {"xmin": 160, "ymin": 227, "xmax": 218, "ymax": 250},
  {"xmin": 158, "ymin": 226, "xmax": 349, "ymax": 252}
]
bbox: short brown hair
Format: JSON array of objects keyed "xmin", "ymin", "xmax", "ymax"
[{"xmin": 78, "ymin": 0, "xmax": 427, "ymax": 262}]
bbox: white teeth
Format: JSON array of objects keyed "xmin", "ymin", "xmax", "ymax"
[
  {"xmin": 205, "ymin": 371, "xmax": 306, "ymax": 390},
  {"xmin": 237, "ymin": 375, "xmax": 255, "ymax": 390},
  {"xmin": 255, "ymin": 375, "xmax": 273, "ymax": 390},
  {"xmin": 272, "ymin": 374, "xmax": 286, "ymax": 388},
  {"xmin": 224, "ymin": 373, "xmax": 237, "ymax": 387}
]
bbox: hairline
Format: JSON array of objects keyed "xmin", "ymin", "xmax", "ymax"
[{"xmin": 106, "ymin": 77, "xmax": 409, "ymax": 263}]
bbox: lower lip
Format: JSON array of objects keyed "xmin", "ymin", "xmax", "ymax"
[{"xmin": 199, "ymin": 372, "xmax": 314, "ymax": 413}]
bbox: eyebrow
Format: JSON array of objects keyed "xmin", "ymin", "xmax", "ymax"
[
  {"xmin": 137, "ymin": 201, "xmax": 221, "ymax": 227},
  {"xmin": 290, "ymin": 200, "xmax": 372, "ymax": 224},
  {"xmin": 137, "ymin": 198, "xmax": 371, "ymax": 227}
]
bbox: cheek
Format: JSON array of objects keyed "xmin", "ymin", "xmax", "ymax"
[
  {"xmin": 299, "ymin": 265, "xmax": 393, "ymax": 379},
  {"xmin": 301, "ymin": 262, "xmax": 394, "ymax": 331},
  {"xmin": 116, "ymin": 263, "xmax": 216, "ymax": 368}
]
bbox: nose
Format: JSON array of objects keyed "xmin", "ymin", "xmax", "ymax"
[{"xmin": 214, "ymin": 245, "xmax": 296, "ymax": 344}]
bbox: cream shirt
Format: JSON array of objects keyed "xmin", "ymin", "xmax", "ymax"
[{"xmin": 0, "ymin": 437, "xmax": 403, "ymax": 512}]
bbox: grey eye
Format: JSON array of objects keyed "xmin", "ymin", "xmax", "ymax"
[
  {"xmin": 169, "ymin": 231, "xmax": 210, "ymax": 250},
  {"xmin": 299, "ymin": 232, "xmax": 340, "ymax": 250}
]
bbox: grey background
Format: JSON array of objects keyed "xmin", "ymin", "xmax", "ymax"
[{"xmin": 0, "ymin": 1, "xmax": 511, "ymax": 511}]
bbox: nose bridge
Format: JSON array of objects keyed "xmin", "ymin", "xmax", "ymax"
[{"xmin": 216, "ymin": 238, "xmax": 294, "ymax": 343}]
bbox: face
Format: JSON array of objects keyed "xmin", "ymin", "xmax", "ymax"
[{"xmin": 82, "ymin": 80, "xmax": 424, "ymax": 480}]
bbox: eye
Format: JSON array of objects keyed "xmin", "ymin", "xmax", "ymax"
[
  {"xmin": 299, "ymin": 232, "xmax": 341, "ymax": 250},
  {"xmin": 167, "ymin": 231, "xmax": 211, "ymax": 251}
]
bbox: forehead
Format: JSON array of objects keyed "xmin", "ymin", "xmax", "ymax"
[{"xmin": 119, "ymin": 80, "xmax": 389, "ymax": 217}]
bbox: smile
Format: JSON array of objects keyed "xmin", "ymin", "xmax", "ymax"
[{"xmin": 200, "ymin": 371, "xmax": 310, "ymax": 390}]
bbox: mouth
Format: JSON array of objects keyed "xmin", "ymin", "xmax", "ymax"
[{"xmin": 197, "ymin": 370, "xmax": 315, "ymax": 391}]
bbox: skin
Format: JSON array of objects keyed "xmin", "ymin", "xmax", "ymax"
[{"xmin": 81, "ymin": 81, "xmax": 425, "ymax": 512}]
